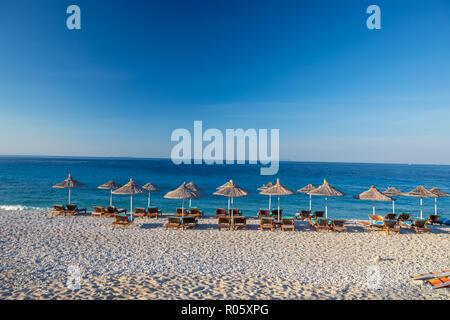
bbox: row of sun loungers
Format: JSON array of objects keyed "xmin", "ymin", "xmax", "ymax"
[{"xmin": 50, "ymin": 205, "xmax": 87, "ymax": 216}]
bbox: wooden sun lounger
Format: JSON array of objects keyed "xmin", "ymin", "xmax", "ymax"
[
  {"xmin": 112, "ymin": 214, "xmax": 134, "ymax": 228},
  {"xmin": 65, "ymin": 204, "xmax": 87, "ymax": 215},
  {"xmin": 260, "ymin": 217, "xmax": 274, "ymax": 231},
  {"xmin": 312, "ymin": 211, "xmax": 325, "ymax": 219},
  {"xmin": 218, "ymin": 216, "xmax": 232, "ymax": 230},
  {"xmin": 92, "ymin": 206, "xmax": 106, "ymax": 217},
  {"xmin": 385, "ymin": 213, "xmax": 397, "ymax": 220},
  {"xmin": 215, "ymin": 208, "xmax": 228, "ymax": 218},
  {"xmin": 281, "ymin": 218, "xmax": 295, "ymax": 231},
  {"xmin": 165, "ymin": 216, "xmax": 197, "ymax": 230},
  {"xmin": 381, "ymin": 220, "xmax": 401, "ymax": 234},
  {"xmin": 188, "ymin": 208, "xmax": 204, "ymax": 217},
  {"xmin": 174, "ymin": 208, "xmax": 187, "ymax": 217},
  {"xmin": 271, "ymin": 209, "xmax": 283, "ymax": 218},
  {"xmin": 399, "ymin": 219, "xmax": 430, "ymax": 233},
  {"xmin": 331, "ymin": 220, "xmax": 347, "ymax": 232},
  {"xmin": 50, "ymin": 205, "xmax": 66, "ymax": 215},
  {"xmin": 397, "ymin": 213, "xmax": 412, "ymax": 222},
  {"xmin": 233, "ymin": 216, "xmax": 247, "ymax": 230},
  {"xmin": 295, "ymin": 210, "xmax": 311, "ymax": 220},
  {"xmin": 147, "ymin": 207, "xmax": 162, "ymax": 218},
  {"xmin": 311, "ymin": 218, "xmax": 330, "ymax": 231},
  {"xmin": 134, "ymin": 208, "xmax": 147, "ymax": 217},
  {"xmin": 258, "ymin": 209, "xmax": 271, "ymax": 218},
  {"xmin": 427, "ymin": 214, "xmax": 441, "ymax": 225},
  {"xmin": 106, "ymin": 206, "xmax": 127, "ymax": 217},
  {"xmin": 229, "ymin": 208, "xmax": 241, "ymax": 216}
]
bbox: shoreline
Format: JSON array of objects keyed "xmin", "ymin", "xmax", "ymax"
[{"xmin": 0, "ymin": 210, "xmax": 448, "ymax": 300}]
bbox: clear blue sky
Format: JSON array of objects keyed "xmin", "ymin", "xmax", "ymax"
[{"xmin": 0, "ymin": 0, "xmax": 449, "ymax": 164}]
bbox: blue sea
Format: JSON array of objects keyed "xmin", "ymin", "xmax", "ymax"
[{"xmin": 0, "ymin": 156, "xmax": 449, "ymax": 220}]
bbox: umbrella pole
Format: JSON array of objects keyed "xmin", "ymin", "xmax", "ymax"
[
  {"xmin": 110, "ymin": 190, "xmax": 113, "ymax": 207},
  {"xmin": 420, "ymin": 197, "xmax": 423, "ymax": 219},
  {"xmin": 435, "ymin": 197, "xmax": 437, "ymax": 215},
  {"xmin": 325, "ymin": 196, "xmax": 328, "ymax": 218},
  {"xmin": 392, "ymin": 200, "xmax": 395, "ymax": 214},
  {"xmin": 148, "ymin": 192, "xmax": 150, "ymax": 208},
  {"xmin": 309, "ymin": 194, "xmax": 312, "ymax": 211},
  {"xmin": 278, "ymin": 195, "xmax": 280, "ymax": 222},
  {"xmin": 182, "ymin": 199, "xmax": 185, "ymax": 219},
  {"xmin": 68, "ymin": 188, "xmax": 71, "ymax": 205},
  {"xmin": 373, "ymin": 200, "xmax": 375, "ymax": 215},
  {"xmin": 269, "ymin": 195, "xmax": 271, "ymax": 211},
  {"xmin": 189, "ymin": 198, "xmax": 192, "ymax": 208},
  {"xmin": 130, "ymin": 195, "xmax": 133, "ymax": 217}
]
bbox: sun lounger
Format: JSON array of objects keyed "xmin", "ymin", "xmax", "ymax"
[
  {"xmin": 50, "ymin": 205, "xmax": 66, "ymax": 215},
  {"xmin": 385, "ymin": 213, "xmax": 397, "ymax": 220},
  {"xmin": 271, "ymin": 209, "xmax": 283, "ymax": 218},
  {"xmin": 233, "ymin": 216, "xmax": 247, "ymax": 230},
  {"xmin": 165, "ymin": 216, "xmax": 197, "ymax": 230},
  {"xmin": 426, "ymin": 277, "xmax": 450, "ymax": 289},
  {"xmin": 427, "ymin": 214, "xmax": 441, "ymax": 225},
  {"xmin": 112, "ymin": 213, "xmax": 134, "ymax": 228},
  {"xmin": 217, "ymin": 216, "xmax": 232, "ymax": 230},
  {"xmin": 312, "ymin": 211, "xmax": 325, "ymax": 219},
  {"xmin": 381, "ymin": 220, "xmax": 401, "ymax": 234},
  {"xmin": 134, "ymin": 208, "xmax": 147, "ymax": 217},
  {"xmin": 368, "ymin": 214, "xmax": 384, "ymax": 221},
  {"xmin": 175, "ymin": 208, "xmax": 187, "ymax": 217},
  {"xmin": 215, "ymin": 208, "xmax": 228, "ymax": 218},
  {"xmin": 397, "ymin": 213, "xmax": 412, "ymax": 222},
  {"xmin": 400, "ymin": 219, "xmax": 430, "ymax": 233},
  {"xmin": 92, "ymin": 206, "xmax": 106, "ymax": 217},
  {"xmin": 412, "ymin": 269, "xmax": 450, "ymax": 280},
  {"xmin": 331, "ymin": 220, "xmax": 347, "ymax": 232},
  {"xmin": 295, "ymin": 210, "xmax": 311, "ymax": 220},
  {"xmin": 188, "ymin": 208, "xmax": 204, "ymax": 217},
  {"xmin": 258, "ymin": 209, "xmax": 271, "ymax": 218},
  {"xmin": 147, "ymin": 207, "xmax": 162, "ymax": 218},
  {"xmin": 229, "ymin": 208, "xmax": 241, "ymax": 216},
  {"xmin": 182, "ymin": 216, "xmax": 198, "ymax": 229},
  {"xmin": 65, "ymin": 204, "xmax": 87, "ymax": 215},
  {"xmin": 311, "ymin": 218, "xmax": 331, "ymax": 231},
  {"xmin": 106, "ymin": 206, "xmax": 127, "ymax": 217},
  {"xmin": 260, "ymin": 217, "xmax": 274, "ymax": 231},
  {"xmin": 281, "ymin": 218, "xmax": 295, "ymax": 231}
]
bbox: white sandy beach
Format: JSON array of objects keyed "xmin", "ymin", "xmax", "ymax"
[{"xmin": 0, "ymin": 209, "xmax": 448, "ymax": 300}]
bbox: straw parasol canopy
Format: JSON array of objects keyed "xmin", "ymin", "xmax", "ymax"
[
  {"xmin": 142, "ymin": 182, "xmax": 161, "ymax": 208},
  {"xmin": 52, "ymin": 174, "xmax": 85, "ymax": 204},
  {"xmin": 297, "ymin": 184, "xmax": 316, "ymax": 211},
  {"xmin": 164, "ymin": 182, "xmax": 202, "ymax": 217},
  {"xmin": 354, "ymin": 186, "xmax": 393, "ymax": 215},
  {"xmin": 260, "ymin": 178, "xmax": 296, "ymax": 221},
  {"xmin": 383, "ymin": 187, "xmax": 405, "ymax": 213},
  {"xmin": 429, "ymin": 187, "xmax": 450, "ymax": 215},
  {"xmin": 98, "ymin": 180, "xmax": 121, "ymax": 206},
  {"xmin": 186, "ymin": 182, "xmax": 202, "ymax": 208},
  {"xmin": 308, "ymin": 179, "xmax": 345, "ymax": 218},
  {"xmin": 257, "ymin": 182, "xmax": 274, "ymax": 210},
  {"xmin": 112, "ymin": 179, "xmax": 147, "ymax": 214},
  {"xmin": 405, "ymin": 186, "xmax": 437, "ymax": 219},
  {"xmin": 214, "ymin": 180, "xmax": 249, "ymax": 224}
]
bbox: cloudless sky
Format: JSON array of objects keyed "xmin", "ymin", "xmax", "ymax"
[{"xmin": 0, "ymin": 0, "xmax": 449, "ymax": 164}]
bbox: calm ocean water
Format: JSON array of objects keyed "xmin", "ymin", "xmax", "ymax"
[{"xmin": 0, "ymin": 156, "xmax": 449, "ymax": 220}]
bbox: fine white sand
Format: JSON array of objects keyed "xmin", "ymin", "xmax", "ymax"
[{"xmin": 0, "ymin": 209, "xmax": 448, "ymax": 300}]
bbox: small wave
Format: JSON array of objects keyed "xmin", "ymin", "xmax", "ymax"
[{"xmin": 0, "ymin": 205, "xmax": 50, "ymax": 211}]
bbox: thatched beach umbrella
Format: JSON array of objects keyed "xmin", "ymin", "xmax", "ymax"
[
  {"xmin": 429, "ymin": 187, "xmax": 450, "ymax": 216},
  {"xmin": 213, "ymin": 180, "xmax": 249, "ymax": 224},
  {"xmin": 383, "ymin": 187, "xmax": 405, "ymax": 213},
  {"xmin": 112, "ymin": 179, "xmax": 147, "ymax": 216},
  {"xmin": 164, "ymin": 182, "xmax": 202, "ymax": 218},
  {"xmin": 297, "ymin": 184, "xmax": 316, "ymax": 211},
  {"xmin": 354, "ymin": 186, "xmax": 394, "ymax": 215},
  {"xmin": 260, "ymin": 178, "xmax": 296, "ymax": 221},
  {"xmin": 405, "ymin": 186, "xmax": 436, "ymax": 219},
  {"xmin": 308, "ymin": 179, "xmax": 345, "ymax": 218},
  {"xmin": 216, "ymin": 180, "xmax": 234, "ymax": 209},
  {"xmin": 98, "ymin": 180, "xmax": 121, "ymax": 207},
  {"xmin": 186, "ymin": 182, "xmax": 202, "ymax": 208},
  {"xmin": 142, "ymin": 182, "xmax": 161, "ymax": 208},
  {"xmin": 52, "ymin": 174, "xmax": 85, "ymax": 204},
  {"xmin": 258, "ymin": 182, "xmax": 274, "ymax": 210}
]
